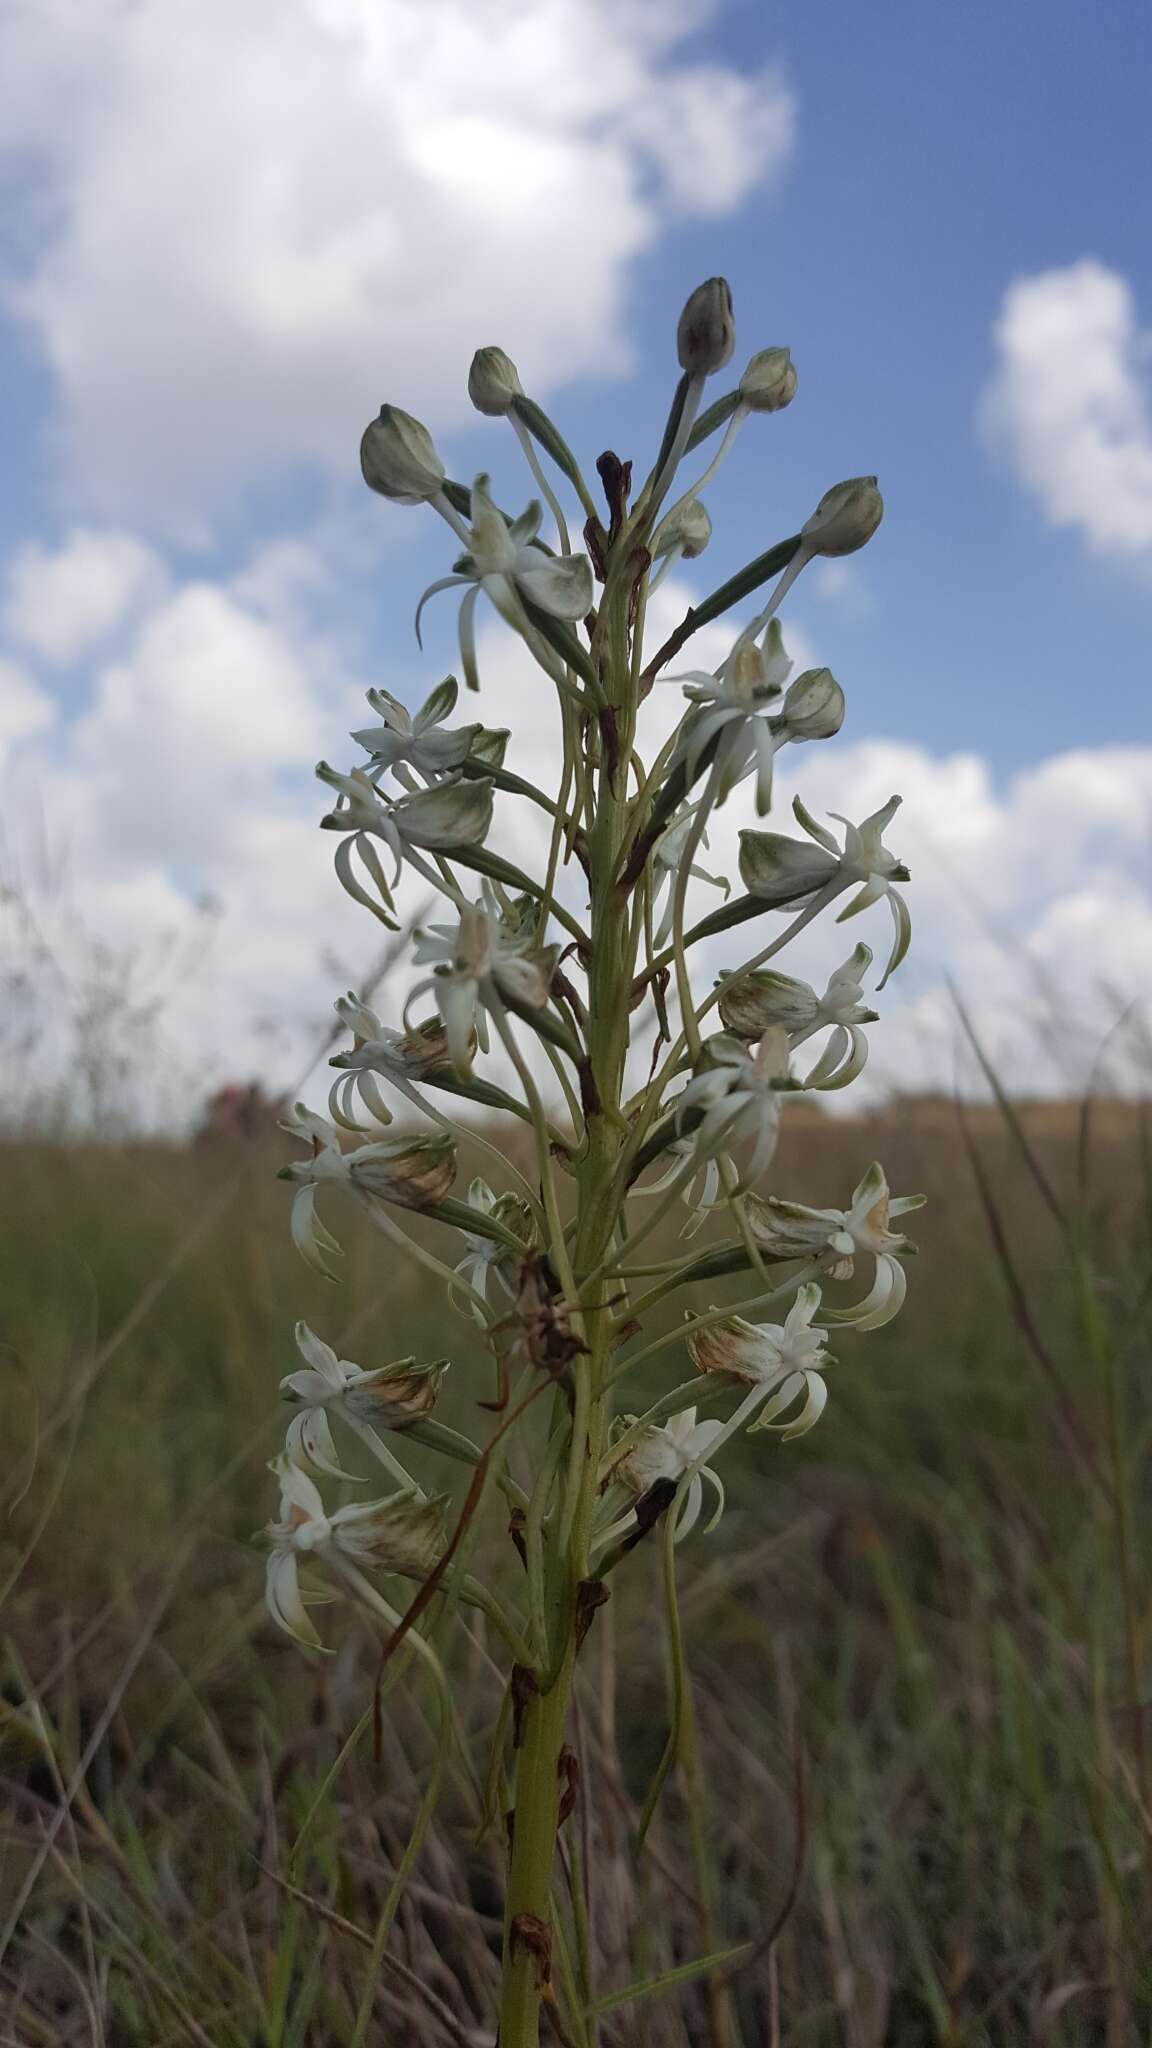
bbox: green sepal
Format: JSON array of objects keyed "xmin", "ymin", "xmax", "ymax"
[
  {"xmin": 644, "ymin": 371, "xmax": 693, "ymax": 503},
  {"xmin": 687, "ymin": 532, "xmax": 804, "ymax": 633},
  {"xmin": 459, "ymin": 754, "xmax": 566, "ymax": 820},
  {"xmin": 683, "ymin": 387, "xmax": 742, "ymax": 454},
  {"xmin": 399, "ymin": 1419, "xmax": 483, "ymax": 1466},
  {"xmin": 421, "ymin": 1065, "xmax": 533, "ymax": 1124},
  {"xmin": 500, "ymin": 987, "xmax": 583, "ymax": 1064},
  {"xmin": 684, "ymin": 889, "xmax": 811, "ymax": 948},
  {"xmin": 443, "ymin": 844, "xmax": 586, "ymax": 950},
  {"xmin": 510, "ymin": 395, "xmax": 593, "ymax": 505},
  {"xmin": 425, "ymin": 1195, "xmax": 528, "ymax": 1251}
]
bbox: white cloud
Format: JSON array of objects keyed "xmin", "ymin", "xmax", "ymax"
[
  {"xmin": 3, "ymin": 527, "xmax": 163, "ymax": 661},
  {"xmin": 984, "ymin": 258, "xmax": 1152, "ymax": 559},
  {"xmin": 0, "ymin": 0, "xmax": 793, "ymax": 525},
  {"xmin": 2, "ymin": 554, "xmax": 1150, "ymax": 1128},
  {"xmin": 0, "ymin": 656, "xmax": 55, "ymax": 761}
]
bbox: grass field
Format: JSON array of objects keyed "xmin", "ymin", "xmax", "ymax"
[{"xmin": 2, "ymin": 1093, "xmax": 1151, "ymax": 2045}]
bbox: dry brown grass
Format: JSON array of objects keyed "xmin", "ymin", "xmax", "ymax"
[{"xmin": 1, "ymin": 1094, "xmax": 1150, "ymax": 2044}]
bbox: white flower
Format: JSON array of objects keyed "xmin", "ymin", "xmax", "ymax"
[
  {"xmin": 650, "ymin": 805, "xmax": 728, "ymax": 947},
  {"xmin": 416, "ymin": 474, "xmax": 592, "ymax": 692},
  {"xmin": 327, "ymin": 998, "xmax": 453, "ymax": 1132},
  {"xmin": 633, "ymin": 1140, "xmax": 725, "ymax": 1240},
  {"xmin": 315, "ymin": 765, "xmax": 494, "ymax": 929},
  {"xmin": 408, "ymin": 894, "xmax": 554, "ymax": 1076},
  {"xmin": 718, "ymin": 946, "xmax": 877, "ymax": 1091},
  {"xmin": 669, "ymin": 618, "xmax": 793, "ymax": 813},
  {"xmin": 281, "ymin": 1322, "xmax": 446, "ymax": 1480},
  {"xmin": 677, "ymin": 1026, "xmax": 795, "ymax": 1186},
  {"xmin": 263, "ymin": 1457, "xmax": 444, "ymax": 1650},
  {"xmin": 318, "ymin": 765, "xmax": 493, "ymax": 859},
  {"xmin": 688, "ymin": 1283, "xmax": 834, "ymax": 1440},
  {"xmin": 746, "ymin": 1162, "xmax": 925, "ymax": 1329},
  {"xmin": 594, "ymin": 1407, "xmax": 728, "ymax": 1552},
  {"xmin": 739, "ymin": 794, "xmax": 911, "ymax": 988},
  {"xmin": 451, "ymin": 1178, "xmax": 531, "ymax": 1321},
  {"xmin": 350, "ymin": 677, "xmax": 480, "ymax": 779},
  {"xmin": 792, "ymin": 945, "xmax": 878, "ymax": 1090},
  {"xmin": 651, "ymin": 497, "xmax": 713, "ymax": 563},
  {"xmin": 614, "ymin": 1407, "xmax": 728, "ymax": 1540},
  {"xmin": 278, "ymin": 1107, "xmax": 456, "ymax": 1277}
]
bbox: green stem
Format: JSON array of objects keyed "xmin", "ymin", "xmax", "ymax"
[{"xmin": 497, "ymin": 513, "xmax": 641, "ymax": 2048}]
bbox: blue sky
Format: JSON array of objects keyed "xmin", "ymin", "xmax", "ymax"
[{"xmin": 0, "ymin": 0, "xmax": 1150, "ymax": 1112}]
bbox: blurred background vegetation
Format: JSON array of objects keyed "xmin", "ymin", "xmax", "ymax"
[{"xmin": 2, "ymin": 1081, "xmax": 1151, "ymax": 2045}]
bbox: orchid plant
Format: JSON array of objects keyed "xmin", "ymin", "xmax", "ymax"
[{"xmin": 258, "ymin": 277, "xmax": 923, "ymax": 2046}]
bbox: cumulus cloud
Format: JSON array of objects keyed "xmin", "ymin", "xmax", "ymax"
[
  {"xmin": 1, "ymin": 543, "xmax": 1150, "ymax": 1128},
  {"xmin": 984, "ymin": 258, "xmax": 1152, "ymax": 559},
  {"xmin": 468, "ymin": 606, "xmax": 1152, "ymax": 1099},
  {"xmin": 0, "ymin": 0, "xmax": 793, "ymax": 525},
  {"xmin": 0, "ymin": 657, "xmax": 55, "ymax": 761},
  {"xmin": 3, "ymin": 527, "xmax": 163, "ymax": 661}
]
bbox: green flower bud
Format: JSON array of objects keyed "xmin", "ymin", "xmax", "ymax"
[
  {"xmin": 738, "ymin": 828, "xmax": 837, "ymax": 901},
  {"xmin": 677, "ymin": 277, "xmax": 735, "ymax": 377},
  {"xmin": 349, "ymin": 1132, "xmax": 457, "ymax": 1210},
  {"xmin": 467, "ymin": 346, "xmax": 524, "ymax": 418},
  {"xmin": 802, "ymin": 476, "xmax": 884, "ymax": 557},
  {"xmin": 718, "ymin": 969, "xmax": 819, "ymax": 1038},
  {"xmin": 780, "ymin": 667, "xmax": 845, "ymax": 740},
  {"xmin": 467, "ymin": 726, "xmax": 510, "ymax": 770},
  {"xmin": 651, "ymin": 496, "xmax": 713, "ymax": 561},
  {"xmin": 739, "ymin": 347, "xmax": 797, "ymax": 414},
  {"xmin": 390, "ymin": 776, "xmax": 494, "ymax": 850},
  {"xmin": 343, "ymin": 1489, "xmax": 448, "ymax": 1574},
  {"xmin": 360, "ymin": 405, "xmax": 446, "ymax": 505}
]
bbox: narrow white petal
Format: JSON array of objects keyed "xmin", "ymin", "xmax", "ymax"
[
  {"xmin": 285, "ymin": 1408, "xmax": 364, "ymax": 1483},
  {"xmin": 291, "ymin": 1187, "xmax": 343, "ymax": 1281},
  {"xmin": 265, "ymin": 1552, "xmax": 323, "ymax": 1650},
  {"xmin": 293, "ymin": 1323, "xmax": 344, "ymax": 1385},
  {"xmin": 675, "ymin": 1476, "xmax": 704, "ymax": 1543},
  {"xmin": 877, "ymin": 887, "xmax": 912, "ymax": 989}
]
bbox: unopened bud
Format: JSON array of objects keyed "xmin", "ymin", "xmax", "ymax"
[
  {"xmin": 802, "ymin": 476, "xmax": 883, "ymax": 557},
  {"xmin": 780, "ymin": 667, "xmax": 845, "ymax": 740},
  {"xmin": 677, "ymin": 277, "xmax": 735, "ymax": 377},
  {"xmin": 686, "ymin": 1315, "xmax": 763, "ymax": 1384},
  {"xmin": 651, "ymin": 497, "xmax": 713, "ymax": 562},
  {"xmin": 349, "ymin": 1133, "xmax": 457, "ymax": 1210},
  {"xmin": 718, "ymin": 969, "xmax": 819, "ymax": 1038},
  {"xmin": 739, "ymin": 347, "xmax": 797, "ymax": 414},
  {"xmin": 360, "ymin": 405, "xmax": 445, "ymax": 505},
  {"xmin": 467, "ymin": 346, "xmax": 524, "ymax": 418},
  {"xmin": 343, "ymin": 1356, "xmax": 447, "ymax": 1425},
  {"xmin": 342, "ymin": 1490, "xmax": 447, "ymax": 1575}
]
